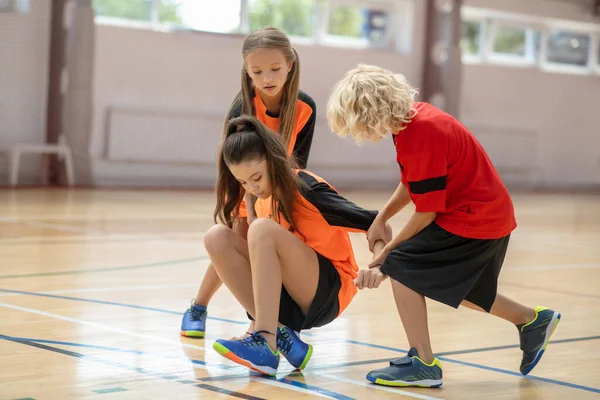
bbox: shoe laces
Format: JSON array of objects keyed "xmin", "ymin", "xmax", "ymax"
[
  {"xmin": 188, "ymin": 299, "xmax": 206, "ymax": 321},
  {"xmin": 240, "ymin": 331, "xmax": 271, "ymax": 351},
  {"xmin": 277, "ymin": 328, "xmax": 293, "ymax": 354}
]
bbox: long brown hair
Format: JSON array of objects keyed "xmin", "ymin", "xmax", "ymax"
[
  {"xmin": 214, "ymin": 115, "xmax": 300, "ymax": 231},
  {"xmin": 227, "ymin": 27, "xmax": 300, "ymax": 147}
]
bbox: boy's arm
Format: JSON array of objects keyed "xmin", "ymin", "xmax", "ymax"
[
  {"xmin": 376, "ymin": 182, "xmax": 412, "ymax": 222},
  {"xmin": 366, "ymin": 182, "xmax": 411, "ymax": 250},
  {"xmin": 369, "ymin": 211, "xmax": 436, "ymax": 268}
]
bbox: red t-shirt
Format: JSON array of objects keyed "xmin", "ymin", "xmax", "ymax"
[{"xmin": 393, "ymin": 102, "xmax": 516, "ymax": 239}]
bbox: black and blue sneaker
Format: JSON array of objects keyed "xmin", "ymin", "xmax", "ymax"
[
  {"xmin": 366, "ymin": 348, "xmax": 443, "ymax": 388},
  {"xmin": 180, "ymin": 299, "xmax": 207, "ymax": 338},
  {"xmin": 277, "ymin": 326, "xmax": 313, "ymax": 370},
  {"xmin": 518, "ymin": 306, "xmax": 561, "ymax": 375}
]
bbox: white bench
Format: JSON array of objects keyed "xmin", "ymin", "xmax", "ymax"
[{"xmin": 8, "ymin": 143, "xmax": 75, "ymax": 186}]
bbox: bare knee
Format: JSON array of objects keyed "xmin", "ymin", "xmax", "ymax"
[
  {"xmin": 203, "ymin": 224, "xmax": 234, "ymax": 256},
  {"xmin": 247, "ymin": 218, "xmax": 280, "ymax": 249}
]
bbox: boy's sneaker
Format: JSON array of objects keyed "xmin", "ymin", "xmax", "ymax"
[
  {"xmin": 213, "ymin": 331, "xmax": 280, "ymax": 376},
  {"xmin": 277, "ymin": 326, "xmax": 313, "ymax": 370},
  {"xmin": 518, "ymin": 306, "xmax": 561, "ymax": 375},
  {"xmin": 366, "ymin": 348, "xmax": 443, "ymax": 388},
  {"xmin": 180, "ymin": 300, "xmax": 207, "ymax": 338}
]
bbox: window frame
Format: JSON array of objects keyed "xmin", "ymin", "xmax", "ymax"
[
  {"xmin": 539, "ymin": 25, "xmax": 596, "ymax": 75},
  {"xmin": 485, "ymin": 20, "xmax": 539, "ymax": 67},
  {"xmin": 317, "ymin": 0, "xmax": 398, "ymax": 50}
]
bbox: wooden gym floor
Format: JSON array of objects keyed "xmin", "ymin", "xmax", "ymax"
[{"xmin": 1, "ymin": 188, "xmax": 599, "ymax": 399}]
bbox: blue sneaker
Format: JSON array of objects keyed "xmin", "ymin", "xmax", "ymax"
[
  {"xmin": 277, "ymin": 326, "xmax": 313, "ymax": 370},
  {"xmin": 213, "ymin": 331, "xmax": 280, "ymax": 376},
  {"xmin": 518, "ymin": 306, "xmax": 561, "ymax": 375},
  {"xmin": 366, "ymin": 348, "xmax": 443, "ymax": 388},
  {"xmin": 180, "ymin": 300, "xmax": 206, "ymax": 338}
]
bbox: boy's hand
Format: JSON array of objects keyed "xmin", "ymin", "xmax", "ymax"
[
  {"xmin": 369, "ymin": 246, "xmax": 390, "ymax": 269},
  {"xmin": 367, "ymin": 218, "xmax": 392, "ymax": 251},
  {"xmin": 354, "ymin": 266, "xmax": 387, "ymax": 289}
]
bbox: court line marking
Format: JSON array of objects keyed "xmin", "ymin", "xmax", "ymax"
[
  {"xmin": 317, "ymin": 373, "xmax": 443, "ymax": 400},
  {"xmin": 3, "ymin": 289, "xmax": 599, "ymax": 395},
  {"xmin": 0, "ymin": 288, "xmax": 247, "ymax": 325},
  {"xmin": 342, "ymin": 340, "xmax": 600, "ymax": 395},
  {"xmin": 501, "ymin": 282, "xmax": 600, "ymax": 300},
  {"xmin": 0, "ymin": 256, "xmax": 209, "ymax": 280},
  {"xmin": 0, "ymin": 335, "xmax": 346, "ymax": 399},
  {"xmin": 0, "ymin": 335, "xmax": 265, "ymax": 400},
  {"xmin": 0, "ymin": 302, "xmax": 208, "ymax": 351},
  {"xmin": 3, "ymin": 286, "xmax": 598, "ymax": 346},
  {"xmin": 0, "ymin": 283, "xmax": 199, "ymax": 297},
  {"xmin": 2, "ymin": 270, "xmax": 599, "ymax": 303},
  {"xmin": 305, "ymin": 335, "xmax": 600, "ymax": 370},
  {"xmin": 1, "ymin": 259, "xmax": 597, "ymax": 281},
  {"xmin": 3, "ymin": 335, "xmax": 438, "ymax": 400},
  {"xmin": 22, "ymin": 221, "xmax": 204, "ymax": 250}
]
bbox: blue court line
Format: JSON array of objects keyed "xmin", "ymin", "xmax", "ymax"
[
  {"xmin": 1, "ymin": 335, "xmax": 238, "ymax": 371},
  {"xmin": 93, "ymin": 387, "xmax": 127, "ymax": 394},
  {"xmin": 303, "ymin": 333, "xmax": 600, "ymax": 371},
  {"xmin": 265, "ymin": 376, "xmax": 354, "ymax": 400},
  {"xmin": 0, "ymin": 335, "xmax": 263, "ymax": 400},
  {"xmin": 2, "ymin": 334, "xmax": 352, "ymax": 400},
  {"xmin": 0, "ymin": 256, "xmax": 208, "ymax": 280},
  {"xmin": 343, "ymin": 340, "xmax": 600, "ymax": 395},
  {"xmin": 0, "ymin": 288, "xmax": 245, "ymax": 325},
  {"xmin": 4, "ymin": 288, "xmax": 599, "ymax": 394}
]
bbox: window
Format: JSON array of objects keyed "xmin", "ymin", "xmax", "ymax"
[
  {"xmin": 486, "ymin": 22, "xmax": 539, "ymax": 65},
  {"xmin": 93, "ymin": 0, "xmax": 153, "ymax": 22},
  {"xmin": 248, "ymin": 0, "xmax": 316, "ymax": 38},
  {"xmin": 158, "ymin": 0, "xmax": 241, "ymax": 33},
  {"xmin": 492, "ymin": 25, "xmax": 526, "ymax": 56},
  {"xmin": 327, "ymin": 6, "xmax": 389, "ymax": 47},
  {"xmin": 546, "ymin": 30, "xmax": 591, "ymax": 67},
  {"xmin": 461, "ymin": 20, "xmax": 482, "ymax": 57}
]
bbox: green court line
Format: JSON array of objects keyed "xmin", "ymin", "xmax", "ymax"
[
  {"xmin": 0, "ymin": 256, "xmax": 209, "ymax": 280},
  {"xmin": 93, "ymin": 388, "xmax": 128, "ymax": 394}
]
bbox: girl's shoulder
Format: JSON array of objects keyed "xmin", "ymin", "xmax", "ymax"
[{"xmin": 297, "ymin": 90, "xmax": 316, "ymax": 112}]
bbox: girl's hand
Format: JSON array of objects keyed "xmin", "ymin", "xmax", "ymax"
[{"xmin": 354, "ymin": 266, "xmax": 388, "ymax": 289}]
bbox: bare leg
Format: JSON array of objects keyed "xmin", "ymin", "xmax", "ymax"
[
  {"xmin": 247, "ymin": 218, "xmax": 320, "ymax": 351},
  {"xmin": 461, "ymin": 293, "xmax": 535, "ymax": 325},
  {"xmin": 203, "ymin": 224, "xmax": 255, "ymax": 317},
  {"xmin": 195, "ymin": 219, "xmax": 249, "ymax": 305},
  {"xmin": 390, "ymin": 279, "xmax": 435, "ymax": 364}
]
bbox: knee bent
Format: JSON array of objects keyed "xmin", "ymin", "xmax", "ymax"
[
  {"xmin": 247, "ymin": 218, "xmax": 280, "ymax": 248},
  {"xmin": 203, "ymin": 224, "xmax": 234, "ymax": 255}
]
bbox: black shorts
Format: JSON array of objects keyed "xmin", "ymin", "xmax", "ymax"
[
  {"xmin": 248, "ymin": 252, "xmax": 341, "ymax": 332},
  {"xmin": 380, "ymin": 222, "xmax": 510, "ymax": 312}
]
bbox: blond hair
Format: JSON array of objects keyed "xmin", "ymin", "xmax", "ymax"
[{"xmin": 327, "ymin": 64, "xmax": 418, "ymax": 144}]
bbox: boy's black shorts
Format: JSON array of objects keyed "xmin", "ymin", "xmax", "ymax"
[{"xmin": 380, "ymin": 222, "xmax": 510, "ymax": 312}]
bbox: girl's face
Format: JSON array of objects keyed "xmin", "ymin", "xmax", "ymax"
[
  {"xmin": 245, "ymin": 48, "xmax": 293, "ymax": 101},
  {"xmin": 229, "ymin": 158, "xmax": 272, "ymax": 199}
]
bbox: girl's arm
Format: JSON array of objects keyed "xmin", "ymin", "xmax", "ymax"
[
  {"xmin": 292, "ymin": 94, "xmax": 316, "ymax": 169},
  {"xmin": 297, "ymin": 172, "xmax": 378, "ymax": 232}
]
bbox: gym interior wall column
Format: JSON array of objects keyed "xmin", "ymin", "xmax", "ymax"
[{"xmin": 420, "ymin": 0, "xmax": 463, "ymax": 118}]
